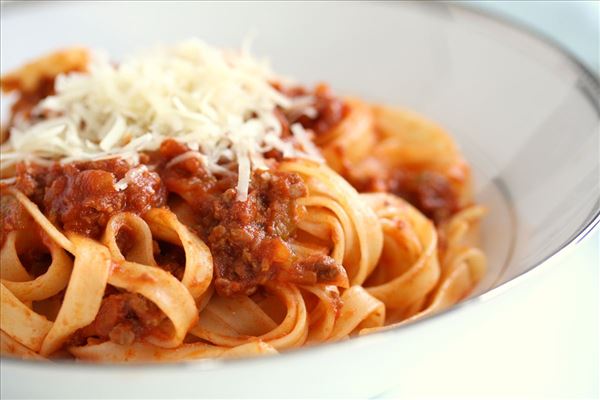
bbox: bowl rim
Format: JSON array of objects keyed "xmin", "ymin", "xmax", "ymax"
[{"xmin": 1, "ymin": 1, "xmax": 599, "ymax": 371}]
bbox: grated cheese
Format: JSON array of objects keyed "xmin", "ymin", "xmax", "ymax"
[
  {"xmin": 114, "ymin": 164, "xmax": 150, "ymax": 192},
  {"xmin": 0, "ymin": 39, "xmax": 323, "ymax": 200}
]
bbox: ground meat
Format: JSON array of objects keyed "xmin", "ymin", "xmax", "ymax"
[
  {"xmin": 44, "ymin": 167, "xmax": 124, "ymax": 237},
  {"xmin": 13, "ymin": 158, "xmax": 166, "ymax": 238},
  {"xmin": 277, "ymin": 254, "xmax": 345, "ymax": 285},
  {"xmin": 0, "ymin": 193, "xmax": 30, "ymax": 246},
  {"xmin": 350, "ymin": 167, "xmax": 459, "ymax": 223},
  {"xmin": 5, "ymin": 138, "xmax": 346, "ymax": 297},
  {"xmin": 73, "ymin": 292, "xmax": 166, "ymax": 346},
  {"xmin": 274, "ymin": 82, "xmax": 348, "ymax": 136},
  {"xmin": 390, "ymin": 170, "xmax": 459, "ymax": 222},
  {"xmin": 154, "ymin": 139, "xmax": 344, "ymax": 296}
]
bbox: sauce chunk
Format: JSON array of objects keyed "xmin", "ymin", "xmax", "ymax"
[
  {"xmin": 155, "ymin": 139, "xmax": 344, "ymax": 296},
  {"xmin": 13, "ymin": 159, "xmax": 166, "ymax": 238}
]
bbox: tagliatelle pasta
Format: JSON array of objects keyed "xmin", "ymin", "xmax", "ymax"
[{"xmin": 0, "ymin": 41, "xmax": 485, "ymax": 362}]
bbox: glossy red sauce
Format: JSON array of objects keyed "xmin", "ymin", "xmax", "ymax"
[
  {"xmin": 348, "ymin": 167, "xmax": 460, "ymax": 223},
  {"xmin": 275, "ymin": 82, "xmax": 348, "ymax": 136},
  {"xmin": 11, "ymin": 159, "xmax": 166, "ymax": 238},
  {"xmin": 72, "ymin": 291, "xmax": 166, "ymax": 346},
  {"xmin": 1, "ymin": 64, "xmax": 465, "ymax": 347},
  {"xmin": 153, "ymin": 139, "xmax": 344, "ymax": 296},
  {"xmin": 0, "ymin": 193, "xmax": 29, "ymax": 246},
  {"xmin": 2, "ymin": 139, "xmax": 345, "ymax": 299}
]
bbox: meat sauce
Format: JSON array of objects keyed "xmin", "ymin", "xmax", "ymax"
[
  {"xmin": 275, "ymin": 82, "xmax": 348, "ymax": 136},
  {"xmin": 2, "ymin": 140, "xmax": 347, "ymax": 344},
  {"xmin": 0, "ymin": 194, "xmax": 30, "ymax": 246},
  {"xmin": 275, "ymin": 83, "xmax": 460, "ymax": 220},
  {"xmin": 1, "ymin": 79, "xmax": 459, "ymax": 346},
  {"xmin": 2, "ymin": 141, "xmax": 345, "ymax": 289},
  {"xmin": 153, "ymin": 139, "xmax": 343, "ymax": 296},
  {"xmin": 70, "ymin": 291, "xmax": 166, "ymax": 347},
  {"xmin": 349, "ymin": 168, "xmax": 460, "ymax": 223},
  {"xmin": 10, "ymin": 158, "xmax": 166, "ymax": 238}
]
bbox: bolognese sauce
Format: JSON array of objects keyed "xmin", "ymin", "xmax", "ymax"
[
  {"xmin": 1, "ymin": 80, "xmax": 458, "ymax": 296},
  {"xmin": 1, "ymin": 79, "xmax": 457, "ymax": 303},
  {"xmin": 71, "ymin": 292, "xmax": 166, "ymax": 347},
  {"xmin": 0, "ymin": 194, "xmax": 30, "ymax": 246},
  {"xmin": 11, "ymin": 159, "xmax": 166, "ymax": 238},
  {"xmin": 1, "ymin": 138, "xmax": 346, "ymax": 299},
  {"xmin": 276, "ymin": 83, "xmax": 461, "ymax": 222},
  {"xmin": 153, "ymin": 139, "xmax": 345, "ymax": 296},
  {"xmin": 1, "ymin": 42, "xmax": 487, "ymax": 361},
  {"xmin": 347, "ymin": 167, "xmax": 460, "ymax": 223},
  {"xmin": 275, "ymin": 83, "xmax": 349, "ymax": 137}
]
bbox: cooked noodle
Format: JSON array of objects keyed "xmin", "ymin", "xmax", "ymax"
[{"xmin": 0, "ymin": 42, "xmax": 486, "ymax": 362}]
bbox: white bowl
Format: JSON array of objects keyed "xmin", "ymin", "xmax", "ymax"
[{"xmin": 1, "ymin": 2, "xmax": 598, "ymax": 398}]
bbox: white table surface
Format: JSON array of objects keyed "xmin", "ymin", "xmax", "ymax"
[{"xmin": 382, "ymin": 2, "xmax": 599, "ymax": 398}]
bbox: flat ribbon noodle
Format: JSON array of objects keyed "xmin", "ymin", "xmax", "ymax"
[
  {"xmin": 0, "ymin": 96, "xmax": 486, "ymax": 361},
  {"xmin": 40, "ymin": 235, "xmax": 111, "ymax": 356},
  {"xmin": 69, "ymin": 339, "xmax": 277, "ymax": 363},
  {"xmin": 1, "ymin": 330, "xmax": 46, "ymax": 360},
  {"xmin": 192, "ymin": 283, "xmax": 308, "ymax": 350},
  {"xmin": 362, "ymin": 193, "xmax": 441, "ymax": 316},
  {"xmin": 102, "ymin": 212, "xmax": 157, "ymax": 265},
  {"xmin": 316, "ymin": 98, "xmax": 376, "ymax": 172},
  {"xmin": 403, "ymin": 206, "xmax": 486, "ymax": 323},
  {"xmin": 143, "ymin": 208, "xmax": 213, "ymax": 300},
  {"xmin": 0, "ymin": 232, "xmax": 33, "ymax": 282},
  {"xmin": 297, "ymin": 197, "xmax": 349, "ymax": 265},
  {"xmin": 280, "ymin": 160, "xmax": 383, "ymax": 286},
  {"xmin": 366, "ymin": 103, "xmax": 472, "ymax": 209},
  {"xmin": 360, "ymin": 206, "xmax": 486, "ymax": 334},
  {"xmin": 1, "ymin": 283, "xmax": 52, "ymax": 352},
  {"xmin": 107, "ymin": 260, "xmax": 198, "ymax": 349},
  {"xmin": 300, "ymin": 284, "xmax": 340, "ymax": 343},
  {"xmin": 329, "ymin": 285, "xmax": 385, "ymax": 341},
  {"xmin": 2, "ymin": 236, "xmax": 73, "ymax": 302},
  {"xmin": 196, "ymin": 295, "xmax": 278, "ymax": 337},
  {"xmin": 8, "ymin": 187, "xmax": 74, "ymax": 254}
]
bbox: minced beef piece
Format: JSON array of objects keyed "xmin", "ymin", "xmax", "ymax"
[
  {"xmin": 154, "ymin": 139, "xmax": 344, "ymax": 296},
  {"xmin": 12, "ymin": 158, "xmax": 166, "ymax": 238}
]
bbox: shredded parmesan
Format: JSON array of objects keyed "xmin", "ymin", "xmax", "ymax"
[
  {"xmin": 113, "ymin": 164, "xmax": 150, "ymax": 192},
  {"xmin": 1, "ymin": 39, "xmax": 322, "ymax": 200}
]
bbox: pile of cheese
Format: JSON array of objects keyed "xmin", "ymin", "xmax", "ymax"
[{"xmin": 1, "ymin": 39, "xmax": 321, "ymax": 200}]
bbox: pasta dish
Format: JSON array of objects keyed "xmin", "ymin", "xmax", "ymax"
[{"xmin": 0, "ymin": 41, "xmax": 485, "ymax": 362}]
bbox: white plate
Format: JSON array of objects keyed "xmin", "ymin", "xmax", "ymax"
[{"xmin": 1, "ymin": 1, "xmax": 598, "ymax": 398}]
